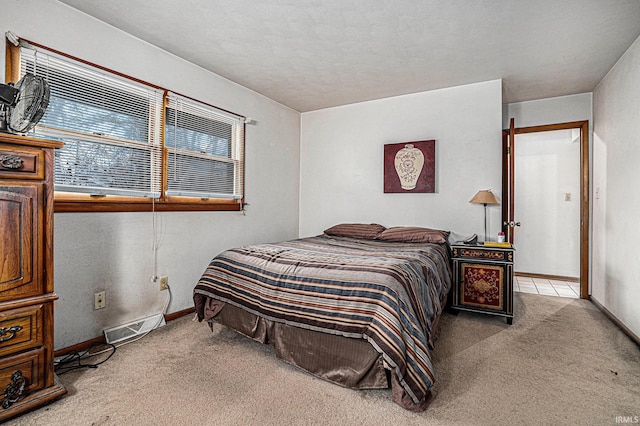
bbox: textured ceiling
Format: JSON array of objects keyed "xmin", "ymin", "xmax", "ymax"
[{"xmin": 58, "ymin": 0, "xmax": 640, "ymax": 112}]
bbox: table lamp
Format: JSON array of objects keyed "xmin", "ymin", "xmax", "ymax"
[{"xmin": 469, "ymin": 189, "xmax": 500, "ymax": 242}]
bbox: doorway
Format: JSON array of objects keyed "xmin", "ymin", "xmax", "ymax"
[{"xmin": 502, "ymin": 120, "xmax": 589, "ymax": 299}]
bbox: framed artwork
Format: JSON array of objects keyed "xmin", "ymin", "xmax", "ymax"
[{"xmin": 384, "ymin": 140, "xmax": 435, "ymax": 193}]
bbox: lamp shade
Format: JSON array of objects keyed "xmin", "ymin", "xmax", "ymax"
[{"xmin": 469, "ymin": 189, "xmax": 500, "ymax": 205}]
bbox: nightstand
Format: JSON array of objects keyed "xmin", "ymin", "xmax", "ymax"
[{"xmin": 451, "ymin": 244, "xmax": 515, "ymax": 324}]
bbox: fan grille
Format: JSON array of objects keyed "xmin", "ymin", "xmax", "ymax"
[{"xmin": 8, "ymin": 73, "xmax": 50, "ymax": 134}]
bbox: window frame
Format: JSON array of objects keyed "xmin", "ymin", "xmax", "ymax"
[
  {"xmin": 5, "ymin": 38, "xmax": 245, "ymax": 213},
  {"xmin": 164, "ymin": 92, "xmax": 245, "ymax": 201}
]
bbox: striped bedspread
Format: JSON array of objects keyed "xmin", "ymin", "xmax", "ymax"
[{"xmin": 193, "ymin": 235, "xmax": 452, "ymax": 407}]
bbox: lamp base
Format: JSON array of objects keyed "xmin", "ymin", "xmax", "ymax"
[{"xmin": 483, "ymin": 203, "xmax": 489, "ymax": 242}]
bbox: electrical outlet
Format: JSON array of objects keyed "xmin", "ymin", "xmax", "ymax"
[
  {"xmin": 159, "ymin": 276, "xmax": 169, "ymax": 291},
  {"xmin": 94, "ymin": 291, "xmax": 106, "ymax": 310}
]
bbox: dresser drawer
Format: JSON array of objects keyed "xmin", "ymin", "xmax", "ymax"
[
  {"xmin": 0, "ymin": 144, "xmax": 45, "ymax": 180},
  {"xmin": 0, "ymin": 305, "xmax": 43, "ymax": 358},
  {"xmin": 0, "ymin": 347, "xmax": 45, "ymax": 405}
]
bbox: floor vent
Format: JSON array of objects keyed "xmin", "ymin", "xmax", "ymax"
[{"xmin": 103, "ymin": 313, "xmax": 166, "ymax": 344}]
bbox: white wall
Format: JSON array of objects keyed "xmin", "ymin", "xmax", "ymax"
[
  {"xmin": 1, "ymin": 0, "xmax": 301, "ymax": 349},
  {"xmin": 504, "ymin": 93, "xmax": 593, "ymax": 129},
  {"xmin": 592, "ymin": 34, "xmax": 640, "ymax": 337},
  {"xmin": 300, "ymin": 80, "xmax": 503, "ymax": 240}
]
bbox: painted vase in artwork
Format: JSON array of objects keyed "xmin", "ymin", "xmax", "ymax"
[{"xmin": 394, "ymin": 144, "xmax": 425, "ymax": 190}]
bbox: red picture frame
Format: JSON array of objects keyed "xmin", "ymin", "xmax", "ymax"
[{"xmin": 384, "ymin": 140, "xmax": 435, "ymax": 193}]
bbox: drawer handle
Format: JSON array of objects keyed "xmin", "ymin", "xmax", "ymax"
[
  {"xmin": 0, "ymin": 325, "xmax": 23, "ymax": 343},
  {"xmin": 1, "ymin": 370, "xmax": 27, "ymax": 409},
  {"xmin": 0, "ymin": 154, "xmax": 24, "ymax": 170}
]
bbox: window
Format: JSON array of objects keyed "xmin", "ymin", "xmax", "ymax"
[
  {"xmin": 7, "ymin": 38, "xmax": 245, "ymax": 212},
  {"xmin": 165, "ymin": 94, "xmax": 244, "ymax": 200},
  {"xmin": 20, "ymin": 47, "xmax": 164, "ymax": 199}
]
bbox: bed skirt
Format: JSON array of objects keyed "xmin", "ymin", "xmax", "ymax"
[{"xmin": 195, "ymin": 296, "xmax": 432, "ymax": 411}]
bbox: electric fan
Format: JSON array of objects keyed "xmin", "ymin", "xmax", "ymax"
[{"xmin": 0, "ymin": 73, "xmax": 50, "ymax": 134}]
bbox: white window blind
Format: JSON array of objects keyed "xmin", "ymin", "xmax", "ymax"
[
  {"xmin": 165, "ymin": 93, "xmax": 244, "ymax": 199},
  {"xmin": 18, "ymin": 44, "xmax": 164, "ymax": 198}
]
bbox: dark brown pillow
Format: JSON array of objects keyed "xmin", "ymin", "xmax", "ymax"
[
  {"xmin": 323, "ymin": 223, "xmax": 386, "ymax": 239},
  {"xmin": 377, "ymin": 226, "xmax": 450, "ymax": 243}
]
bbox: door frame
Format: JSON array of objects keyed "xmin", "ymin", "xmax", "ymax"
[{"xmin": 502, "ymin": 120, "xmax": 589, "ymax": 299}]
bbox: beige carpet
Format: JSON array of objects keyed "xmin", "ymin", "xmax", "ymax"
[{"xmin": 6, "ymin": 293, "xmax": 640, "ymax": 425}]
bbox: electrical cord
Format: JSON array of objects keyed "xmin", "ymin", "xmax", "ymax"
[{"xmin": 54, "ymin": 342, "xmax": 116, "ymax": 375}]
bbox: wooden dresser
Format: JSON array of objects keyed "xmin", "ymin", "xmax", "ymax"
[{"xmin": 0, "ymin": 133, "xmax": 66, "ymax": 421}]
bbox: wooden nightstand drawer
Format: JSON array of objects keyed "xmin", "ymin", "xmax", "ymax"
[
  {"xmin": 0, "ymin": 305, "xmax": 44, "ymax": 358},
  {"xmin": 0, "ymin": 347, "xmax": 45, "ymax": 406},
  {"xmin": 0, "ymin": 145, "xmax": 45, "ymax": 180},
  {"xmin": 451, "ymin": 246, "xmax": 513, "ymax": 263}
]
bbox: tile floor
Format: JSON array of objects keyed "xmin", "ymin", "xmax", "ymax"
[{"xmin": 515, "ymin": 275, "xmax": 580, "ymax": 298}]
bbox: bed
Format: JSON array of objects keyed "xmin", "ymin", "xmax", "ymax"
[{"xmin": 193, "ymin": 223, "xmax": 452, "ymax": 411}]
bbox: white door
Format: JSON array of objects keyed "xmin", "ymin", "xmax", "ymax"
[{"xmin": 513, "ymin": 129, "xmax": 580, "ymax": 278}]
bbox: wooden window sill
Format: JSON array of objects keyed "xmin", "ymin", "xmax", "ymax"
[{"xmin": 54, "ymin": 194, "xmax": 243, "ymax": 213}]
